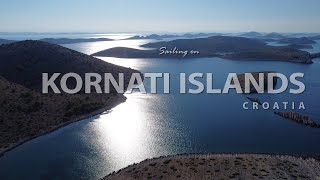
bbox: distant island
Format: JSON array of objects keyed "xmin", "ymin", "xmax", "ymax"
[
  {"xmin": 92, "ymin": 36, "xmax": 316, "ymax": 63},
  {"xmin": 239, "ymin": 31, "xmax": 263, "ymax": 38},
  {"xmin": 239, "ymin": 32, "xmax": 287, "ymax": 39},
  {"xmin": 310, "ymin": 35, "xmax": 320, "ymax": 40},
  {"xmin": 0, "ymin": 40, "xmax": 138, "ymax": 156},
  {"xmin": 277, "ymin": 37, "xmax": 316, "ymax": 45},
  {"xmin": 39, "ymin": 38, "xmax": 113, "ymax": 44},
  {"xmin": 127, "ymin": 33, "xmax": 222, "ymax": 40},
  {"xmin": 262, "ymin": 32, "xmax": 287, "ymax": 39},
  {"xmin": 104, "ymin": 153, "xmax": 320, "ymax": 179},
  {"xmin": 0, "ymin": 38, "xmax": 113, "ymax": 45}
]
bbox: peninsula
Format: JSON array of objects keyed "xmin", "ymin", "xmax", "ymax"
[{"xmin": 104, "ymin": 154, "xmax": 320, "ymax": 180}]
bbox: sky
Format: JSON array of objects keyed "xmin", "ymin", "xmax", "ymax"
[{"xmin": 0, "ymin": 0, "xmax": 320, "ymax": 33}]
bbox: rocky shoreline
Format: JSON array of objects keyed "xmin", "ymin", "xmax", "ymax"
[
  {"xmin": 0, "ymin": 41, "xmax": 139, "ymax": 157},
  {"xmin": 236, "ymin": 71, "xmax": 320, "ymax": 128},
  {"xmin": 103, "ymin": 153, "xmax": 320, "ymax": 180},
  {"xmin": 274, "ymin": 112, "xmax": 320, "ymax": 128},
  {"xmin": 246, "ymin": 97, "xmax": 262, "ymax": 105},
  {"xmin": 0, "ymin": 95, "xmax": 126, "ymax": 157},
  {"xmin": 245, "ymin": 96, "xmax": 320, "ymax": 128}
]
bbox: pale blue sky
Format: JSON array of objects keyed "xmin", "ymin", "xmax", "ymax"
[{"xmin": 0, "ymin": 0, "xmax": 319, "ymax": 33}]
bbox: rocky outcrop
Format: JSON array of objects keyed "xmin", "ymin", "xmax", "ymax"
[
  {"xmin": 246, "ymin": 97, "xmax": 262, "ymax": 105},
  {"xmin": 274, "ymin": 112, "xmax": 320, "ymax": 128},
  {"xmin": 235, "ymin": 71, "xmax": 277, "ymax": 94}
]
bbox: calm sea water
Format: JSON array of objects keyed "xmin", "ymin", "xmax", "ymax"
[{"xmin": 0, "ymin": 34, "xmax": 320, "ymax": 180}]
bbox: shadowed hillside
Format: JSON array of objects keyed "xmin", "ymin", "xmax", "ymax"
[
  {"xmin": 0, "ymin": 40, "xmax": 137, "ymax": 91},
  {"xmin": 0, "ymin": 40, "xmax": 139, "ymax": 155}
]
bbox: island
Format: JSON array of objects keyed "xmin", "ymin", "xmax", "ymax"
[
  {"xmin": 103, "ymin": 154, "xmax": 320, "ymax": 179},
  {"xmin": 236, "ymin": 72, "xmax": 319, "ymax": 128},
  {"xmin": 284, "ymin": 44, "xmax": 314, "ymax": 50},
  {"xmin": 239, "ymin": 31, "xmax": 263, "ymax": 38},
  {"xmin": 0, "ymin": 40, "xmax": 139, "ymax": 156},
  {"xmin": 310, "ymin": 35, "xmax": 320, "ymax": 40},
  {"xmin": 274, "ymin": 112, "xmax": 320, "ymax": 128},
  {"xmin": 262, "ymin": 32, "xmax": 287, "ymax": 39},
  {"xmin": 92, "ymin": 36, "xmax": 314, "ymax": 63},
  {"xmin": 277, "ymin": 37, "xmax": 316, "ymax": 45},
  {"xmin": 39, "ymin": 37, "xmax": 113, "ymax": 44},
  {"xmin": 235, "ymin": 71, "xmax": 277, "ymax": 93},
  {"xmin": 127, "ymin": 34, "xmax": 180, "ymax": 40},
  {"xmin": 126, "ymin": 33, "xmax": 222, "ymax": 40}
]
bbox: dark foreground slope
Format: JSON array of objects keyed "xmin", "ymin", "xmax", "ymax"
[
  {"xmin": 104, "ymin": 154, "xmax": 320, "ymax": 180},
  {"xmin": 0, "ymin": 40, "xmax": 137, "ymax": 91},
  {"xmin": 92, "ymin": 36, "xmax": 313, "ymax": 63},
  {"xmin": 0, "ymin": 41, "xmax": 138, "ymax": 155}
]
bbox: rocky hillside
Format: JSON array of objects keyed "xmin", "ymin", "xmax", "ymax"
[
  {"xmin": 0, "ymin": 40, "xmax": 137, "ymax": 91},
  {"xmin": 104, "ymin": 154, "xmax": 320, "ymax": 180},
  {"xmin": 0, "ymin": 40, "xmax": 139, "ymax": 155}
]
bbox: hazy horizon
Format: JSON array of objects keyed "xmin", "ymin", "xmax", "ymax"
[{"xmin": 1, "ymin": 0, "xmax": 320, "ymax": 33}]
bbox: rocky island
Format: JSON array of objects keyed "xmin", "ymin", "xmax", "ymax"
[
  {"xmin": 274, "ymin": 112, "xmax": 320, "ymax": 128},
  {"xmin": 0, "ymin": 40, "xmax": 139, "ymax": 156},
  {"xmin": 236, "ymin": 72, "xmax": 320, "ymax": 128}
]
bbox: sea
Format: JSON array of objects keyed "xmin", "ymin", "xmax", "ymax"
[{"xmin": 0, "ymin": 33, "xmax": 320, "ymax": 180}]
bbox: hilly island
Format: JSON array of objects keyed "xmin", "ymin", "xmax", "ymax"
[
  {"xmin": 0, "ymin": 40, "xmax": 139, "ymax": 156},
  {"xmin": 92, "ymin": 36, "xmax": 319, "ymax": 63}
]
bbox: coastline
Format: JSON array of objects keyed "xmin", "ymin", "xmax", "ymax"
[
  {"xmin": 104, "ymin": 153, "xmax": 320, "ymax": 179},
  {"xmin": 0, "ymin": 95, "xmax": 127, "ymax": 157}
]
